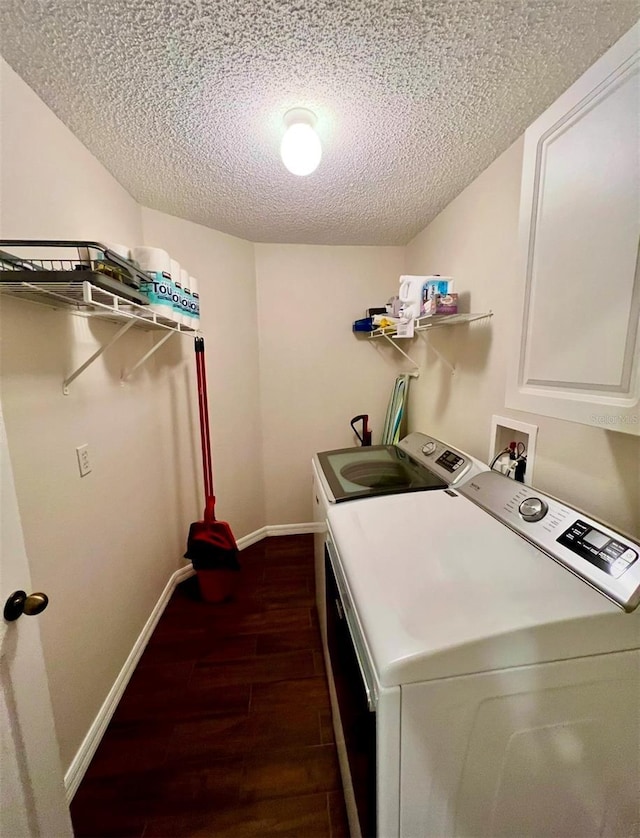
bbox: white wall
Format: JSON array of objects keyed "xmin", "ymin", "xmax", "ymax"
[
  {"xmin": 0, "ymin": 60, "xmax": 141, "ymax": 242},
  {"xmin": 1, "ymin": 60, "xmax": 175, "ymax": 773},
  {"xmin": 405, "ymin": 137, "xmax": 640, "ymax": 537},
  {"xmin": 0, "ymin": 59, "xmax": 259, "ymax": 775},
  {"xmin": 141, "ymin": 208, "xmax": 264, "ymax": 536},
  {"xmin": 255, "ymin": 244, "xmax": 405, "ymax": 524}
]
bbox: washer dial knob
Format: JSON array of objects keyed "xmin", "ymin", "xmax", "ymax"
[
  {"xmin": 519, "ymin": 497, "xmax": 548, "ymax": 522},
  {"xmin": 422, "ymin": 441, "xmax": 437, "ymax": 456}
]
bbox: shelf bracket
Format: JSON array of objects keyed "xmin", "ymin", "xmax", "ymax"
[
  {"xmin": 382, "ymin": 334, "xmax": 420, "ymax": 376},
  {"xmin": 121, "ymin": 330, "xmax": 177, "ymax": 382},
  {"xmin": 63, "ymin": 318, "xmax": 137, "ymax": 394},
  {"xmin": 418, "ymin": 332, "xmax": 455, "ymax": 374}
]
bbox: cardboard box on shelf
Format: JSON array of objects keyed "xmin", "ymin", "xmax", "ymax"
[{"xmin": 435, "ymin": 293, "xmax": 458, "ymax": 315}]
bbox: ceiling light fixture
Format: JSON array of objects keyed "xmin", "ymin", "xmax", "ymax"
[{"xmin": 280, "ymin": 108, "xmax": 322, "ymax": 176}]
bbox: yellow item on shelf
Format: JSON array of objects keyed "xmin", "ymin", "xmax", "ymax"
[{"xmin": 373, "ymin": 315, "xmax": 400, "ymax": 329}]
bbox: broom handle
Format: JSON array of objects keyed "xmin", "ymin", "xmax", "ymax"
[
  {"xmin": 195, "ymin": 338, "xmax": 214, "ymax": 501},
  {"xmin": 197, "ymin": 345, "xmax": 214, "ymax": 503},
  {"xmin": 195, "ymin": 340, "xmax": 208, "ymax": 496},
  {"xmin": 197, "ymin": 340, "xmax": 213, "ymax": 498}
]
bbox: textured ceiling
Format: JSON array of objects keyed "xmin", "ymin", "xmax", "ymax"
[{"xmin": 0, "ymin": 1, "xmax": 637, "ymax": 245}]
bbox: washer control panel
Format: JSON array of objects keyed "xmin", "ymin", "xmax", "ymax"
[
  {"xmin": 435, "ymin": 449, "xmax": 466, "ymax": 474},
  {"xmin": 397, "ymin": 432, "xmax": 487, "ymax": 486},
  {"xmin": 557, "ymin": 520, "xmax": 638, "ymax": 579},
  {"xmin": 519, "ymin": 497, "xmax": 548, "ymax": 522},
  {"xmin": 459, "ymin": 471, "xmax": 640, "ymax": 611}
]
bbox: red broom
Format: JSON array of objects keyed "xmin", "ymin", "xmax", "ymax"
[{"xmin": 184, "ymin": 337, "xmax": 239, "ymax": 601}]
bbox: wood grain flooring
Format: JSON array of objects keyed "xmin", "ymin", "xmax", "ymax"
[{"xmin": 70, "ymin": 535, "xmax": 349, "ymax": 838}]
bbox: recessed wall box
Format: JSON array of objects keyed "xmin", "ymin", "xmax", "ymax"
[{"xmin": 489, "ymin": 415, "xmax": 538, "ymax": 484}]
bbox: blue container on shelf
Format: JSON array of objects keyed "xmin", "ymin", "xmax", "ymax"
[{"xmin": 352, "ymin": 317, "xmax": 373, "ymax": 332}]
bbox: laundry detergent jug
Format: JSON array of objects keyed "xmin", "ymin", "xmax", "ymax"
[
  {"xmin": 398, "ymin": 275, "xmax": 424, "ymax": 321},
  {"xmin": 399, "ymin": 275, "xmax": 453, "ymax": 319}
]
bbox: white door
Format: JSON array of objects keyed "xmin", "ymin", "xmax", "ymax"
[{"xmin": 0, "ymin": 405, "xmax": 72, "ymax": 837}]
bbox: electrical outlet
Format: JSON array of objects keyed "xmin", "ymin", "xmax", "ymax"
[{"xmin": 76, "ymin": 444, "xmax": 92, "ymax": 477}]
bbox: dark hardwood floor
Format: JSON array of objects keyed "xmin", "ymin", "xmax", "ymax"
[{"xmin": 70, "ymin": 534, "xmax": 349, "ymax": 838}]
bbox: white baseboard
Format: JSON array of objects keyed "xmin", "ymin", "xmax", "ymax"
[
  {"xmin": 236, "ymin": 521, "xmax": 322, "ymax": 549},
  {"xmin": 65, "ymin": 522, "xmax": 320, "ymax": 800},
  {"xmin": 64, "ymin": 563, "xmax": 194, "ymax": 802},
  {"xmin": 266, "ymin": 522, "xmax": 324, "ymax": 536},
  {"xmin": 236, "ymin": 526, "xmax": 268, "ymax": 549}
]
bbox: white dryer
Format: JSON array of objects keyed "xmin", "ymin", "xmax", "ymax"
[{"xmin": 324, "ymin": 471, "xmax": 640, "ymax": 837}]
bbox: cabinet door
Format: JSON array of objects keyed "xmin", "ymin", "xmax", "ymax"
[{"xmin": 507, "ymin": 23, "xmax": 639, "ymax": 435}]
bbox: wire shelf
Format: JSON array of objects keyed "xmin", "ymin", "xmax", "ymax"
[
  {"xmin": 368, "ymin": 311, "xmax": 493, "ymax": 339},
  {"xmin": 0, "ymin": 239, "xmax": 151, "ymax": 296},
  {"xmin": 361, "ymin": 311, "xmax": 493, "ymax": 375},
  {"xmin": 0, "ymin": 241, "xmax": 199, "ymax": 393},
  {"xmin": 0, "ymin": 277, "xmax": 196, "ymax": 333}
]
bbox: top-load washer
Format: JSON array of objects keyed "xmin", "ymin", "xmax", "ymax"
[
  {"xmin": 313, "ymin": 431, "xmax": 486, "ymax": 506},
  {"xmin": 312, "ymin": 432, "xmax": 488, "ymax": 639},
  {"xmin": 322, "ymin": 470, "xmax": 640, "ymax": 838}
]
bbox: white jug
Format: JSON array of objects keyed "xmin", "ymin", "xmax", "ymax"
[{"xmin": 398, "ymin": 275, "xmax": 426, "ymax": 321}]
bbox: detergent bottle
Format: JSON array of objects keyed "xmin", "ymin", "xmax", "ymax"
[{"xmin": 398, "ymin": 275, "xmax": 426, "ymax": 321}]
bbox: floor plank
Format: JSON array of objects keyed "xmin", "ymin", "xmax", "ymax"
[
  {"xmin": 70, "ymin": 534, "xmax": 349, "ymax": 837},
  {"xmin": 143, "ymin": 791, "xmax": 331, "ymax": 837}
]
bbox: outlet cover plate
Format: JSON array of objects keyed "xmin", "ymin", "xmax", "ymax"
[{"xmin": 76, "ymin": 444, "xmax": 91, "ymax": 477}]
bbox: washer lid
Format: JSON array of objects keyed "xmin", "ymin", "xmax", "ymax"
[
  {"xmin": 315, "ymin": 432, "xmax": 486, "ymax": 503},
  {"xmin": 316, "ymin": 445, "xmax": 447, "ymax": 502},
  {"xmin": 326, "ymin": 491, "xmax": 640, "ymax": 688}
]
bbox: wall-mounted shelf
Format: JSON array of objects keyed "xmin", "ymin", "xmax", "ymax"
[
  {"xmin": 0, "ymin": 276, "xmax": 197, "ymax": 393},
  {"xmin": 365, "ymin": 311, "xmax": 493, "ymax": 374},
  {"xmin": 369, "ymin": 311, "xmax": 492, "ymax": 338}
]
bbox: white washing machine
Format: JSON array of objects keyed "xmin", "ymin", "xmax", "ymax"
[
  {"xmin": 312, "ymin": 432, "xmax": 488, "ymax": 641},
  {"xmin": 323, "ymin": 470, "xmax": 640, "ymax": 838}
]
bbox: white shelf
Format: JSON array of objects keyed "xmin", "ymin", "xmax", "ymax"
[
  {"xmin": 0, "ymin": 277, "xmax": 198, "ymax": 393},
  {"xmin": 364, "ymin": 311, "xmax": 493, "ymax": 374},
  {"xmin": 368, "ymin": 311, "xmax": 492, "ymax": 339},
  {"xmin": 0, "ymin": 277, "xmax": 196, "ymax": 333}
]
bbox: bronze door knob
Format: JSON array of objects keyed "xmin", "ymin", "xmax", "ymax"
[{"xmin": 3, "ymin": 590, "xmax": 49, "ymax": 622}]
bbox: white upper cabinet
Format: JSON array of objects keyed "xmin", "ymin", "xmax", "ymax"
[{"xmin": 507, "ymin": 23, "xmax": 640, "ymax": 435}]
